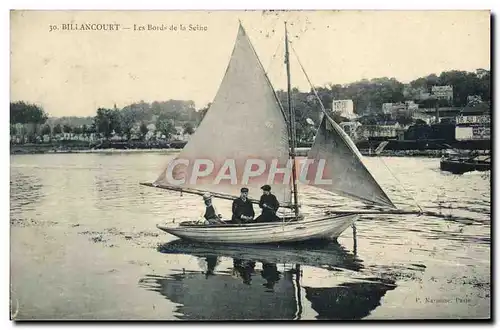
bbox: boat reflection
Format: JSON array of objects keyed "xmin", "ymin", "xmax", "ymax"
[
  {"xmin": 156, "ymin": 238, "xmax": 363, "ymax": 272},
  {"xmin": 232, "ymin": 258, "xmax": 256, "ymax": 285},
  {"xmin": 139, "ymin": 239, "xmax": 397, "ymax": 320}
]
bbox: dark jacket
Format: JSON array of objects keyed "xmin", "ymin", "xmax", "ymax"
[
  {"xmin": 259, "ymin": 194, "xmax": 279, "ymax": 214},
  {"xmin": 204, "ymin": 205, "xmax": 217, "ymax": 220},
  {"xmin": 232, "ymin": 197, "xmax": 255, "ymax": 221}
]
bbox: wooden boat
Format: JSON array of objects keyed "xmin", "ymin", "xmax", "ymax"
[
  {"xmin": 156, "ymin": 214, "xmax": 358, "ymax": 244},
  {"xmin": 440, "ymin": 151, "xmax": 491, "ymax": 174},
  {"xmin": 140, "ymin": 22, "xmax": 408, "ymax": 244}
]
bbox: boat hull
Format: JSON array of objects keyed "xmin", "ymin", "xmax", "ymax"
[
  {"xmin": 440, "ymin": 158, "xmax": 490, "ymax": 174},
  {"xmin": 156, "ymin": 214, "xmax": 358, "ymax": 244}
]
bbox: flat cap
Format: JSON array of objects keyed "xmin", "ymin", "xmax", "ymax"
[{"xmin": 260, "ymin": 184, "xmax": 271, "ymax": 191}]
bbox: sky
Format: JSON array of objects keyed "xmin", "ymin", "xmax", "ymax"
[{"xmin": 10, "ymin": 10, "xmax": 490, "ymax": 117}]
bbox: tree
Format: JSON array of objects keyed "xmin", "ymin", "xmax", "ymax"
[
  {"xmin": 53, "ymin": 124, "xmax": 62, "ymax": 135},
  {"xmin": 183, "ymin": 122, "xmax": 195, "ymax": 135},
  {"xmin": 110, "ymin": 110, "xmax": 123, "ymax": 136},
  {"xmin": 73, "ymin": 126, "xmax": 83, "ymax": 135},
  {"xmin": 139, "ymin": 122, "xmax": 149, "ymax": 140},
  {"xmin": 10, "ymin": 125, "xmax": 17, "ymax": 136},
  {"xmin": 276, "ymin": 89, "xmax": 323, "ymax": 143},
  {"xmin": 10, "ymin": 102, "xmax": 49, "ymax": 144},
  {"xmin": 93, "ymin": 108, "xmax": 115, "ymax": 139},
  {"xmin": 41, "ymin": 124, "xmax": 51, "ymax": 136},
  {"xmin": 39, "ymin": 124, "xmax": 51, "ymax": 142},
  {"xmin": 408, "ymin": 69, "xmax": 490, "ymax": 107},
  {"xmin": 81, "ymin": 124, "xmax": 88, "ymax": 138},
  {"xmin": 63, "ymin": 124, "xmax": 72, "ymax": 134},
  {"xmin": 156, "ymin": 116, "xmax": 176, "ymax": 140},
  {"xmin": 10, "ymin": 101, "xmax": 48, "ymax": 125},
  {"xmin": 358, "ymin": 115, "xmax": 378, "ymax": 125},
  {"xmin": 436, "ymin": 70, "xmax": 471, "ymax": 106},
  {"xmin": 120, "ymin": 110, "xmax": 137, "ymax": 140},
  {"xmin": 197, "ymin": 103, "xmax": 211, "ymax": 123},
  {"xmin": 89, "ymin": 123, "xmax": 96, "ymax": 134}
]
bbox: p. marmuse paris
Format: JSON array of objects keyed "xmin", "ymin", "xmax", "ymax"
[{"xmin": 145, "ymin": 23, "xmax": 208, "ymax": 31}]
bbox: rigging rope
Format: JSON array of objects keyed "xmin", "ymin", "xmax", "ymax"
[
  {"xmin": 289, "ymin": 42, "xmax": 425, "ymax": 213},
  {"xmin": 265, "ymin": 36, "xmax": 283, "ymax": 74},
  {"xmin": 377, "ymin": 157, "xmax": 424, "ymax": 213},
  {"xmin": 289, "ymin": 42, "xmax": 330, "ymax": 120}
]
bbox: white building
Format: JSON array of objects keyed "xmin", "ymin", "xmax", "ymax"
[
  {"xmin": 332, "ymin": 100, "xmax": 356, "ymax": 120},
  {"xmin": 431, "ymin": 85, "xmax": 453, "ymax": 100},
  {"xmin": 405, "ymin": 100, "xmax": 419, "ymax": 112},
  {"xmin": 358, "ymin": 123, "xmax": 402, "ymax": 139}
]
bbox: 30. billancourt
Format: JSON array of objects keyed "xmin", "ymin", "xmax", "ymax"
[{"xmin": 57, "ymin": 23, "xmax": 208, "ymax": 32}]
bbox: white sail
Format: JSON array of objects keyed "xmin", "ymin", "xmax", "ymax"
[
  {"xmin": 154, "ymin": 24, "xmax": 293, "ymax": 206},
  {"xmin": 303, "ymin": 115, "xmax": 396, "ymax": 209}
]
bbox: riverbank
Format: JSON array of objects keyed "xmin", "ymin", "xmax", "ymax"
[
  {"xmin": 9, "ymin": 140, "xmax": 183, "ymax": 155},
  {"xmin": 10, "ymin": 144, "xmax": 456, "ymax": 158},
  {"xmin": 10, "ymin": 146, "xmax": 179, "ymax": 155},
  {"xmin": 296, "ymin": 148, "xmax": 451, "ymax": 158}
]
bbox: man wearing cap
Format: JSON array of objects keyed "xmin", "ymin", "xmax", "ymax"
[
  {"xmin": 232, "ymin": 187, "xmax": 255, "ymax": 224},
  {"xmin": 201, "ymin": 192, "xmax": 223, "ymax": 224},
  {"xmin": 255, "ymin": 185, "xmax": 280, "ymax": 223}
]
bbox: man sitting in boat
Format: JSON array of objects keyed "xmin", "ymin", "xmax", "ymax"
[
  {"xmin": 255, "ymin": 185, "xmax": 280, "ymax": 223},
  {"xmin": 201, "ymin": 193, "xmax": 223, "ymax": 225},
  {"xmin": 231, "ymin": 187, "xmax": 255, "ymax": 223}
]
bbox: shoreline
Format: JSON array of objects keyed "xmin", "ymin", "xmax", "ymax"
[
  {"xmin": 10, "ymin": 145, "xmax": 457, "ymax": 158},
  {"xmin": 10, "ymin": 148, "xmax": 180, "ymax": 154}
]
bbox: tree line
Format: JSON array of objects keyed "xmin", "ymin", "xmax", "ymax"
[
  {"xmin": 91, "ymin": 107, "xmax": 195, "ymax": 141},
  {"xmin": 10, "ymin": 69, "xmax": 490, "ymax": 144},
  {"xmin": 10, "ymin": 100, "xmax": 199, "ymax": 144}
]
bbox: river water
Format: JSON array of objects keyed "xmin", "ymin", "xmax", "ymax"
[{"xmin": 10, "ymin": 152, "xmax": 491, "ymax": 320}]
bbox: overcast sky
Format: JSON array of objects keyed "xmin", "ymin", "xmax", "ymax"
[{"xmin": 10, "ymin": 10, "xmax": 490, "ymax": 117}]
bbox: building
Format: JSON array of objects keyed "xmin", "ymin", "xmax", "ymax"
[
  {"xmin": 332, "ymin": 100, "xmax": 356, "ymax": 120},
  {"xmin": 412, "ymin": 111, "xmax": 435, "ymax": 125},
  {"xmin": 419, "ymin": 106, "xmax": 461, "ymax": 115},
  {"xmin": 382, "ymin": 103, "xmax": 393, "ymax": 115},
  {"xmin": 414, "ymin": 87, "xmax": 432, "ymax": 101},
  {"xmin": 382, "ymin": 102, "xmax": 416, "ymax": 118},
  {"xmin": 431, "ymin": 85, "xmax": 453, "ymax": 100},
  {"xmin": 467, "ymin": 95, "xmax": 482, "ymax": 105},
  {"xmin": 405, "ymin": 101, "xmax": 419, "ymax": 113},
  {"xmin": 339, "ymin": 121, "xmax": 361, "ymax": 141},
  {"xmin": 382, "ymin": 103, "xmax": 406, "ymax": 115},
  {"xmin": 357, "ymin": 122, "xmax": 402, "ymax": 140},
  {"xmin": 455, "ymin": 115, "xmax": 490, "ymax": 141},
  {"xmin": 171, "ymin": 126, "xmax": 193, "ymax": 141}
]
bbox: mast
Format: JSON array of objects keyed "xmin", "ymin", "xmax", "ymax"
[{"xmin": 285, "ymin": 22, "xmax": 300, "ymax": 217}]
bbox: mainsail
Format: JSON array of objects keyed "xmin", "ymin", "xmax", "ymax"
[
  {"xmin": 303, "ymin": 115, "xmax": 396, "ymax": 209},
  {"xmin": 153, "ymin": 24, "xmax": 293, "ymax": 206}
]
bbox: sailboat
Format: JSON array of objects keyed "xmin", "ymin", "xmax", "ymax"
[{"xmin": 140, "ymin": 22, "xmax": 399, "ymax": 244}]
